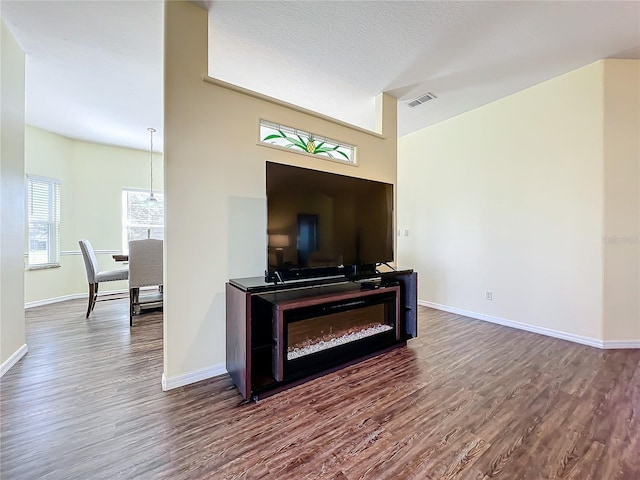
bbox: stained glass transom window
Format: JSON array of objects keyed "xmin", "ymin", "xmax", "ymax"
[{"xmin": 259, "ymin": 120, "xmax": 356, "ymax": 165}]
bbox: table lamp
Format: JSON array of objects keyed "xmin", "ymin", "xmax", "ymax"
[{"xmin": 269, "ymin": 234, "xmax": 290, "ymax": 266}]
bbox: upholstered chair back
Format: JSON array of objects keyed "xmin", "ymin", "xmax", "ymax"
[
  {"xmin": 129, "ymin": 239, "xmax": 163, "ymax": 288},
  {"xmin": 79, "ymin": 239, "xmax": 99, "ymax": 284}
]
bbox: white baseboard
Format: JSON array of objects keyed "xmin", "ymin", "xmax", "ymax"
[
  {"xmin": 25, "ymin": 293, "xmax": 86, "ymax": 308},
  {"xmin": 417, "ymin": 300, "xmax": 629, "ymax": 350},
  {"xmin": 602, "ymin": 340, "xmax": 640, "ymax": 349},
  {"xmin": 161, "ymin": 363, "xmax": 227, "ymax": 391},
  {"xmin": 0, "ymin": 344, "xmax": 28, "ymax": 378},
  {"xmin": 25, "ymin": 289, "xmax": 130, "ymax": 309}
]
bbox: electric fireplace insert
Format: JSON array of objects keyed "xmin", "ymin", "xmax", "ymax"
[{"xmin": 252, "ymin": 282, "xmax": 400, "ymax": 383}]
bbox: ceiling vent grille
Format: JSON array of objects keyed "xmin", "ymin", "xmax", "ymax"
[{"xmin": 408, "ymin": 93, "xmax": 437, "ymax": 108}]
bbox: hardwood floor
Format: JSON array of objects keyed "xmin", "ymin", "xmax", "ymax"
[{"xmin": 1, "ymin": 299, "xmax": 639, "ymax": 479}]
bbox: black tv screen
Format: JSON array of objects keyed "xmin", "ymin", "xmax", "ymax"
[{"xmin": 266, "ymin": 161, "xmax": 393, "ymax": 281}]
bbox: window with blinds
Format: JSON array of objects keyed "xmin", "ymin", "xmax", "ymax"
[
  {"xmin": 122, "ymin": 189, "xmax": 164, "ymax": 253},
  {"xmin": 27, "ymin": 175, "xmax": 61, "ymax": 268}
]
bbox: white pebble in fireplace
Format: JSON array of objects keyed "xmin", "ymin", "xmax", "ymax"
[{"xmin": 287, "ymin": 323, "xmax": 394, "ymax": 360}]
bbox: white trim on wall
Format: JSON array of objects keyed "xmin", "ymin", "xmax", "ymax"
[
  {"xmin": 0, "ymin": 344, "xmax": 28, "ymax": 378},
  {"xmin": 161, "ymin": 363, "xmax": 227, "ymax": 391},
  {"xmin": 61, "ymin": 249, "xmax": 121, "ymax": 256},
  {"xmin": 419, "ymin": 300, "xmax": 640, "ymax": 350},
  {"xmin": 602, "ymin": 340, "xmax": 640, "ymax": 349},
  {"xmin": 25, "ymin": 293, "xmax": 87, "ymax": 308},
  {"xmin": 24, "ymin": 249, "xmax": 122, "ymax": 257}
]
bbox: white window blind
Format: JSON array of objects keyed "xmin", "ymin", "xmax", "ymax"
[
  {"xmin": 27, "ymin": 175, "xmax": 61, "ymax": 267},
  {"xmin": 122, "ymin": 189, "xmax": 164, "ymax": 253}
]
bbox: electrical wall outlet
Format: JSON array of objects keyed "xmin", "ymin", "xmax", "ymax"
[{"xmin": 485, "ymin": 291, "xmax": 492, "ymax": 301}]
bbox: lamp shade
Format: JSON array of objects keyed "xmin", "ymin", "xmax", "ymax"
[{"xmin": 269, "ymin": 234, "xmax": 290, "ymax": 248}]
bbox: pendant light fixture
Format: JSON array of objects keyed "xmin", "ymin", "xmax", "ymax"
[{"xmin": 146, "ymin": 127, "xmax": 157, "ymax": 202}]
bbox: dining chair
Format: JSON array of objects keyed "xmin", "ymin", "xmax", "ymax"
[
  {"xmin": 128, "ymin": 239, "xmax": 163, "ymax": 326},
  {"xmin": 79, "ymin": 239, "xmax": 129, "ymax": 318}
]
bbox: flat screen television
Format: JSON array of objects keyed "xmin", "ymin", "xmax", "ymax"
[{"xmin": 266, "ymin": 161, "xmax": 393, "ymax": 282}]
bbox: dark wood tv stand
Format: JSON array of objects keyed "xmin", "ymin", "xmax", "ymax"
[{"xmin": 226, "ymin": 269, "xmax": 417, "ymax": 400}]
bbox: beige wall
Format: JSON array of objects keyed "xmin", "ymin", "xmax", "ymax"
[
  {"xmin": 1, "ymin": 20, "xmax": 27, "ymax": 369},
  {"xmin": 399, "ymin": 59, "xmax": 640, "ymax": 344},
  {"xmin": 603, "ymin": 60, "xmax": 640, "ymax": 342},
  {"xmin": 163, "ymin": 1, "xmax": 397, "ymax": 383},
  {"xmin": 24, "ymin": 126, "xmax": 164, "ymax": 304},
  {"xmin": 398, "ymin": 62, "xmax": 606, "ymax": 341}
]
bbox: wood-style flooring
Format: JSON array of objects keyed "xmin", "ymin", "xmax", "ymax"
[{"xmin": 1, "ymin": 299, "xmax": 639, "ymax": 479}]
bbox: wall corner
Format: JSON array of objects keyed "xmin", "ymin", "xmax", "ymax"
[{"xmin": 375, "ymin": 92, "xmax": 398, "ymax": 139}]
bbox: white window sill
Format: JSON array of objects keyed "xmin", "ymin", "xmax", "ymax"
[{"xmin": 27, "ymin": 264, "xmax": 61, "ymax": 271}]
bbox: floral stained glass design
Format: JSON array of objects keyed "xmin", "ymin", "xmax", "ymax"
[{"xmin": 259, "ymin": 120, "xmax": 356, "ymax": 164}]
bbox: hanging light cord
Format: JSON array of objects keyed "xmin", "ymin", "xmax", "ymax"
[{"xmin": 148, "ymin": 127, "xmax": 156, "ymax": 200}]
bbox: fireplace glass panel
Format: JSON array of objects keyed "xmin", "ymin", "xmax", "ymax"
[{"xmin": 286, "ymin": 301, "xmax": 393, "ymax": 360}]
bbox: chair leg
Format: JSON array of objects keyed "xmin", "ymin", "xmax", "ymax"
[
  {"xmin": 130, "ymin": 287, "xmax": 139, "ymax": 327},
  {"xmin": 91, "ymin": 283, "xmax": 99, "ymax": 313},
  {"xmin": 86, "ymin": 283, "xmax": 95, "ymax": 318},
  {"xmin": 86, "ymin": 283, "xmax": 99, "ymax": 317}
]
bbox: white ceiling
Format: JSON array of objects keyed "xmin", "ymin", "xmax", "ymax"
[
  {"xmin": 1, "ymin": 0, "xmax": 164, "ymax": 151},
  {"xmin": 2, "ymin": 1, "xmax": 639, "ymax": 152}
]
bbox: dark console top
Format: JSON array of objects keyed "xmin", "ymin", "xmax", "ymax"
[
  {"xmin": 254, "ymin": 280, "xmax": 400, "ymax": 306},
  {"xmin": 229, "ymin": 268, "xmax": 414, "ymax": 294}
]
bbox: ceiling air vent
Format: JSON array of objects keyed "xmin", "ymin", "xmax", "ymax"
[{"xmin": 407, "ymin": 93, "xmax": 437, "ymax": 108}]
